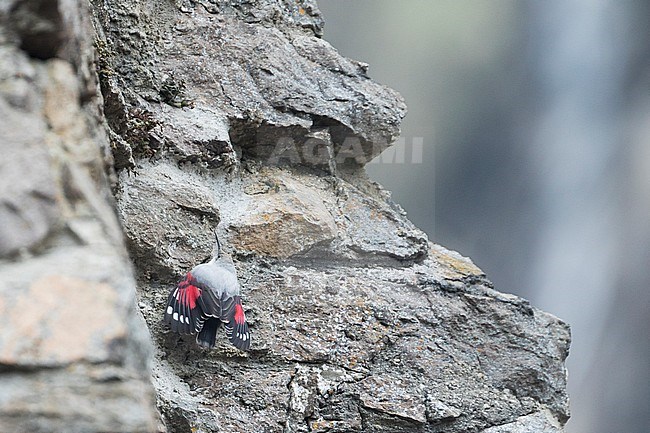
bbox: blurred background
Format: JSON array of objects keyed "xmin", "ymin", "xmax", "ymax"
[{"xmin": 318, "ymin": 1, "xmax": 650, "ymax": 432}]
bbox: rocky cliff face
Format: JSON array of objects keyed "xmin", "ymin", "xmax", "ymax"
[
  {"xmin": 0, "ymin": 1, "xmax": 570, "ymax": 432},
  {"xmin": 0, "ymin": 0, "xmax": 156, "ymax": 431}
]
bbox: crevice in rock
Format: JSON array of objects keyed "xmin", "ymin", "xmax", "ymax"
[{"xmin": 9, "ymin": 0, "xmax": 66, "ymax": 60}]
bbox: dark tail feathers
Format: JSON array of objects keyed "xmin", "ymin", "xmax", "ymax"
[{"xmin": 196, "ymin": 318, "xmax": 220, "ymax": 348}]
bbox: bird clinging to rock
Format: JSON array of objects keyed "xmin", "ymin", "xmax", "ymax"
[{"xmin": 163, "ymin": 231, "xmax": 251, "ymax": 350}]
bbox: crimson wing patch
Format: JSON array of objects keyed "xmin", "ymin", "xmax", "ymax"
[
  {"xmin": 164, "ymin": 274, "xmax": 250, "ymax": 351},
  {"xmin": 224, "ymin": 298, "xmax": 250, "ymax": 351},
  {"xmin": 163, "ymin": 272, "xmax": 206, "ymax": 335}
]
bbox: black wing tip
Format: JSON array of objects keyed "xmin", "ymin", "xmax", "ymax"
[
  {"xmin": 231, "ymin": 338, "xmax": 251, "ymax": 351},
  {"xmin": 164, "ymin": 285, "xmax": 205, "ymax": 335},
  {"xmin": 165, "ymin": 309, "xmax": 194, "ymax": 334},
  {"xmin": 229, "ymin": 323, "xmax": 251, "ymax": 351}
]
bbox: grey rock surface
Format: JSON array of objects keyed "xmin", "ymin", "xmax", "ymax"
[
  {"xmin": 0, "ymin": 0, "xmax": 571, "ymax": 432},
  {"xmin": 91, "ymin": 1, "xmax": 570, "ymax": 432},
  {"xmin": 481, "ymin": 410, "xmax": 564, "ymax": 433},
  {"xmin": 0, "ymin": 0, "xmax": 156, "ymax": 431},
  {"xmin": 90, "ymin": 0, "xmax": 406, "ymax": 170}
]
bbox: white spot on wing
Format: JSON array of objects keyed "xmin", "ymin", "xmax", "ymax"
[
  {"xmin": 167, "ymin": 306, "xmax": 173, "ymax": 314},
  {"xmin": 173, "ymin": 312, "xmax": 178, "ymax": 321},
  {"xmin": 185, "ymin": 316, "xmax": 190, "ymax": 324},
  {"xmin": 180, "ymin": 314, "xmax": 184, "ymax": 323}
]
